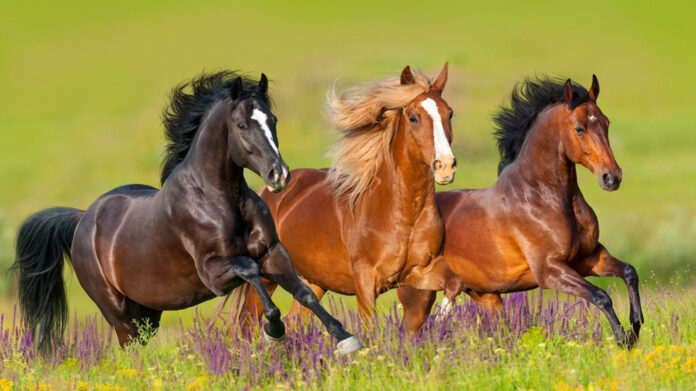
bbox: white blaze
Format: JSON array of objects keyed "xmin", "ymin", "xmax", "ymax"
[
  {"xmin": 588, "ymin": 115, "xmax": 597, "ymax": 122},
  {"xmin": 420, "ymin": 98, "xmax": 453, "ymax": 160},
  {"xmin": 251, "ymin": 108, "xmax": 279, "ymax": 156}
]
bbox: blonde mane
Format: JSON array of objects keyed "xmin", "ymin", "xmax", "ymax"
[{"xmin": 325, "ymin": 70, "xmax": 432, "ymax": 208}]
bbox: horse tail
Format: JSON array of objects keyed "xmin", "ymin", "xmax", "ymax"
[
  {"xmin": 208, "ymin": 283, "xmax": 252, "ymax": 329},
  {"xmin": 227, "ymin": 283, "xmax": 252, "ymax": 324},
  {"xmin": 12, "ymin": 207, "xmax": 84, "ymax": 353}
]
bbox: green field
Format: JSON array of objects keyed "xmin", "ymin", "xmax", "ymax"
[{"xmin": 1, "ymin": 0, "xmax": 695, "ymax": 389}]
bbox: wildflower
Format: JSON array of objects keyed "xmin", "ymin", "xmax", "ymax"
[
  {"xmin": 0, "ymin": 379, "xmax": 14, "ymax": 391},
  {"xmin": 186, "ymin": 376, "xmax": 209, "ymax": 391}
]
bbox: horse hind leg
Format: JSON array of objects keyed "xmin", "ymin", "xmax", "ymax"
[{"xmin": 124, "ymin": 298, "xmax": 163, "ymax": 344}]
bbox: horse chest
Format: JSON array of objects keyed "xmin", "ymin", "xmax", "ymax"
[{"xmin": 568, "ymin": 196, "xmax": 600, "ymax": 259}]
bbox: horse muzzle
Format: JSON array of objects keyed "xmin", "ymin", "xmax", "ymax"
[
  {"xmin": 266, "ymin": 162, "xmax": 290, "ymax": 193},
  {"xmin": 432, "ymin": 156, "xmax": 457, "ymax": 185},
  {"xmin": 598, "ymin": 168, "xmax": 622, "ymax": 192}
]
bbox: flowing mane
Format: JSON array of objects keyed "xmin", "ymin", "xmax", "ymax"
[
  {"xmin": 325, "ymin": 70, "xmax": 432, "ymax": 207},
  {"xmin": 160, "ymin": 71, "xmax": 270, "ymax": 184},
  {"xmin": 493, "ymin": 76, "xmax": 590, "ymax": 175}
]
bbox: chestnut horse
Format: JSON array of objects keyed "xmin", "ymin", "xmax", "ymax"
[
  {"xmin": 397, "ymin": 76, "xmax": 643, "ymax": 347},
  {"xmin": 232, "ymin": 64, "xmax": 457, "ymax": 322},
  {"xmin": 13, "ymin": 71, "xmax": 362, "ymax": 354}
]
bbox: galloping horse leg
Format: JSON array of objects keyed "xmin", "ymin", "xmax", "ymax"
[
  {"xmin": 242, "ymin": 277, "xmax": 278, "ymax": 327},
  {"xmin": 287, "ymin": 280, "xmax": 325, "ymax": 323},
  {"xmin": 534, "ymin": 258, "xmax": 632, "ymax": 347},
  {"xmin": 575, "ymin": 245, "xmax": 644, "ymax": 342},
  {"xmin": 124, "ymin": 298, "xmax": 163, "ymax": 342},
  {"xmin": 225, "ymin": 256, "xmax": 286, "ymax": 340},
  {"xmin": 466, "ymin": 291, "xmax": 503, "ymax": 313},
  {"xmin": 261, "ymin": 243, "xmax": 363, "ymax": 353},
  {"xmin": 72, "ymin": 242, "xmax": 163, "ymax": 347},
  {"xmin": 351, "ymin": 263, "xmax": 378, "ymax": 322},
  {"xmin": 397, "ymin": 287, "xmax": 436, "ymax": 332}
]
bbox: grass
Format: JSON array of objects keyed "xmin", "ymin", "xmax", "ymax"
[
  {"xmin": 0, "ymin": 1, "xmax": 694, "ymax": 388},
  {"xmin": 0, "ymin": 278, "xmax": 695, "ymax": 390}
]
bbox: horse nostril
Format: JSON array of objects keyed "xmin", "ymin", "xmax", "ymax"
[
  {"xmin": 432, "ymin": 159, "xmax": 442, "ymax": 171},
  {"xmin": 603, "ymin": 173, "xmax": 614, "ymax": 186},
  {"xmin": 452, "ymin": 158, "xmax": 457, "ymax": 170}
]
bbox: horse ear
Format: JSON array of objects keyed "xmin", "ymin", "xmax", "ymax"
[
  {"xmin": 589, "ymin": 74, "xmax": 599, "ymax": 101},
  {"xmin": 563, "ymin": 79, "xmax": 573, "ymax": 105},
  {"xmin": 400, "ymin": 66, "xmax": 415, "ymax": 85},
  {"xmin": 432, "ymin": 61, "xmax": 449, "ymax": 91},
  {"xmin": 259, "ymin": 73, "xmax": 269, "ymax": 95},
  {"xmin": 230, "ymin": 77, "xmax": 243, "ymax": 99}
]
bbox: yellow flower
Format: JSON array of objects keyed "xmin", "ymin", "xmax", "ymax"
[
  {"xmin": 0, "ymin": 379, "xmax": 14, "ymax": 391},
  {"xmin": 186, "ymin": 376, "xmax": 209, "ymax": 391}
]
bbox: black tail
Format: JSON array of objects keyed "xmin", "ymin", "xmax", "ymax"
[{"xmin": 11, "ymin": 207, "xmax": 84, "ymax": 353}]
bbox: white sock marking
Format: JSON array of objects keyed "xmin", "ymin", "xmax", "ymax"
[
  {"xmin": 440, "ymin": 297, "xmax": 453, "ymax": 314},
  {"xmin": 420, "ymin": 98, "xmax": 453, "ymax": 160},
  {"xmin": 251, "ymin": 108, "xmax": 279, "ymax": 156}
]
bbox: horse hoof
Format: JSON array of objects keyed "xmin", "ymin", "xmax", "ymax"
[
  {"xmin": 263, "ymin": 328, "xmax": 286, "ymax": 344},
  {"xmin": 263, "ymin": 322, "xmax": 286, "ymax": 344},
  {"xmin": 336, "ymin": 336, "xmax": 364, "ymax": 355}
]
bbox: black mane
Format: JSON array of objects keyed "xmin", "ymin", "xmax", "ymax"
[
  {"xmin": 493, "ymin": 76, "xmax": 589, "ymax": 175},
  {"xmin": 160, "ymin": 70, "xmax": 271, "ymax": 184}
]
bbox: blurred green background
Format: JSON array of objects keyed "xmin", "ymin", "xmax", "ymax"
[{"xmin": 1, "ymin": 1, "xmax": 694, "ymax": 324}]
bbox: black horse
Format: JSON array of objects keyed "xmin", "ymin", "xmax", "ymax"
[{"xmin": 13, "ymin": 71, "xmax": 363, "ymax": 354}]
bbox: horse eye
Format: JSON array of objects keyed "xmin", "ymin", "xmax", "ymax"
[
  {"xmin": 449, "ymin": 112, "xmax": 454, "ymax": 120},
  {"xmin": 409, "ymin": 115, "xmax": 418, "ymax": 123},
  {"xmin": 574, "ymin": 126, "xmax": 585, "ymax": 134},
  {"xmin": 237, "ymin": 123, "xmax": 246, "ymax": 130}
]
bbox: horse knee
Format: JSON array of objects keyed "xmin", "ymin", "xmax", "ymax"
[
  {"xmin": 235, "ymin": 260, "xmax": 260, "ymax": 280},
  {"xmin": 295, "ymin": 286, "xmax": 318, "ymax": 306},
  {"xmin": 590, "ymin": 289, "xmax": 613, "ymax": 310},
  {"xmin": 623, "ymin": 264, "xmax": 638, "ymax": 285}
]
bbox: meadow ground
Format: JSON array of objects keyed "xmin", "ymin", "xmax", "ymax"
[
  {"xmin": 0, "ymin": 278, "xmax": 695, "ymax": 390},
  {"xmin": 1, "ymin": 0, "xmax": 695, "ymax": 389}
]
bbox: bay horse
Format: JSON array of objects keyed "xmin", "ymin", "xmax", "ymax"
[
  {"xmin": 13, "ymin": 71, "xmax": 362, "ymax": 354},
  {"xmin": 397, "ymin": 76, "xmax": 644, "ymax": 347},
  {"xmin": 234, "ymin": 63, "xmax": 458, "ymax": 322}
]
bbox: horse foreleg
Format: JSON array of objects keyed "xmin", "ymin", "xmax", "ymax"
[
  {"xmin": 351, "ymin": 262, "xmax": 378, "ymax": 323},
  {"xmin": 204, "ymin": 255, "xmax": 285, "ymax": 340},
  {"xmin": 575, "ymin": 245, "xmax": 644, "ymax": 342},
  {"xmin": 240, "ymin": 277, "xmax": 278, "ymax": 328},
  {"xmin": 466, "ymin": 291, "xmax": 503, "ymax": 313},
  {"xmin": 532, "ymin": 257, "xmax": 634, "ymax": 348},
  {"xmin": 287, "ymin": 279, "xmax": 325, "ymax": 325},
  {"xmin": 260, "ymin": 243, "xmax": 363, "ymax": 354},
  {"xmin": 231, "ymin": 256, "xmax": 285, "ymax": 340},
  {"xmin": 397, "ymin": 287, "xmax": 436, "ymax": 332}
]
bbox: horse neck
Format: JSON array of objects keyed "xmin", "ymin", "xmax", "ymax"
[
  {"xmin": 173, "ymin": 106, "xmax": 246, "ymax": 197},
  {"xmin": 508, "ymin": 107, "xmax": 579, "ymax": 198},
  {"xmin": 371, "ymin": 114, "xmax": 435, "ymax": 214}
]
